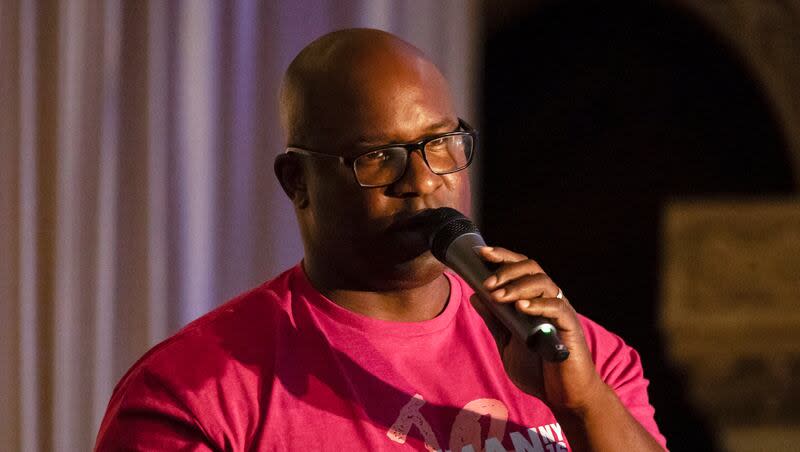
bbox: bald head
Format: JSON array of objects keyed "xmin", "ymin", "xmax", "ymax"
[
  {"xmin": 279, "ymin": 28, "xmax": 456, "ymax": 151},
  {"xmin": 274, "ymin": 29, "xmax": 470, "ymax": 290}
]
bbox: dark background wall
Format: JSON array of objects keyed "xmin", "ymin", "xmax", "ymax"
[{"xmin": 480, "ymin": 1, "xmax": 796, "ymax": 450}]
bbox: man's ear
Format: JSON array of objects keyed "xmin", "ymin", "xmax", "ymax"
[{"xmin": 274, "ymin": 154, "xmax": 309, "ymax": 208}]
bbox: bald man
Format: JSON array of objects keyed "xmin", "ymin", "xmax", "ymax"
[{"xmin": 95, "ymin": 29, "xmax": 667, "ymax": 451}]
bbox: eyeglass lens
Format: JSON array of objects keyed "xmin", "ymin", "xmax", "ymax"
[{"xmin": 353, "ymin": 135, "xmax": 473, "ymax": 186}]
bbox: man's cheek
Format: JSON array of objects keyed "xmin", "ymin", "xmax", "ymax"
[
  {"xmin": 444, "ymin": 173, "xmax": 471, "ymax": 211},
  {"xmin": 360, "ymin": 193, "xmax": 392, "ymax": 217}
]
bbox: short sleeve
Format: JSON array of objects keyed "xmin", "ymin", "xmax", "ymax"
[
  {"xmin": 94, "ymin": 367, "xmax": 216, "ymax": 451},
  {"xmin": 578, "ymin": 315, "xmax": 668, "ymax": 450}
]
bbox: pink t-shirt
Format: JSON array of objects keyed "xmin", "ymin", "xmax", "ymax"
[{"xmin": 96, "ymin": 264, "xmax": 666, "ymax": 451}]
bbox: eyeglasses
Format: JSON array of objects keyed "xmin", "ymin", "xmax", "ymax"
[{"xmin": 286, "ymin": 118, "xmax": 477, "ymax": 187}]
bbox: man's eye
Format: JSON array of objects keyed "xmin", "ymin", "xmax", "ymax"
[
  {"xmin": 427, "ymin": 138, "xmax": 449, "ymax": 152},
  {"xmin": 364, "ymin": 150, "xmax": 389, "ymax": 161}
]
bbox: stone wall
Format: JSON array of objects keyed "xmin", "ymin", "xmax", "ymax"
[
  {"xmin": 662, "ymin": 4, "xmax": 800, "ymax": 449},
  {"xmin": 662, "ymin": 200, "xmax": 800, "ymax": 452}
]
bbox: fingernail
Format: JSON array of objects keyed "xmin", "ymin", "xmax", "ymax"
[
  {"xmin": 518, "ymin": 299, "xmax": 531, "ymax": 308},
  {"xmin": 492, "ymin": 288, "xmax": 506, "ymax": 298},
  {"xmin": 484, "ymin": 275, "xmax": 497, "ymax": 287},
  {"xmin": 472, "ymin": 246, "xmax": 493, "ymax": 254}
]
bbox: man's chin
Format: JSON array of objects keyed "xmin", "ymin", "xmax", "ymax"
[
  {"xmin": 396, "ymin": 249, "xmax": 440, "ymax": 270},
  {"xmin": 366, "ymin": 251, "xmax": 447, "ymax": 290}
]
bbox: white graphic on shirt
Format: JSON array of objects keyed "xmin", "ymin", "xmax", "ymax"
[
  {"xmin": 448, "ymin": 398, "xmax": 508, "ymax": 452},
  {"xmin": 386, "ymin": 393, "xmax": 441, "ymax": 451},
  {"xmin": 387, "ymin": 394, "xmax": 569, "ymax": 451}
]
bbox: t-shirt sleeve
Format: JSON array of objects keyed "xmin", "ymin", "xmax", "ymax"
[
  {"xmin": 94, "ymin": 367, "xmax": 216, "ymax": 451},
  {"xmin": 579, "ymin": 315, "xmax": 668, "ymax": 450}
]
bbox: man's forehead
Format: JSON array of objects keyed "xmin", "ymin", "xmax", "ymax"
[
  {"xmin": 354, "ymin": 118, "xmax": 459, "ymax": 146},
  {"xmin": 285, "ymin": 29, "xmax": 431, "ymax": 97},
  {"xmin": 281, "ymin": 29, "xmax": 457, "ymax": 150},
  {"xmin": 322, "ymin": 87, "xmax": 457, "ymax": 152}
]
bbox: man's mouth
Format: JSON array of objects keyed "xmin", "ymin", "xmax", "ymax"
[
  {"xmin": 387, "ymin": 208, "xmax": 440, "ymax": 234},
  {"xmin": 385, "ymin": 208, "xmax": 458, "ymax": 251}
]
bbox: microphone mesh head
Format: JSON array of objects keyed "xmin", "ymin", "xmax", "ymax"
[{"xmin": 427, "ymin": 208, "xmax": 480, "ymax": 262}]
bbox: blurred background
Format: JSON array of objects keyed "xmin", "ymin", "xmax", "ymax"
[{"xmin": 1, "ymin": 1, "xmax": 798, "ymax": 451}]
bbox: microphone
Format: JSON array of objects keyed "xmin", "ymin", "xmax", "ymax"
[{"xmin": 426, "ymin": 207, "xmax": 569, "ymax": 362}]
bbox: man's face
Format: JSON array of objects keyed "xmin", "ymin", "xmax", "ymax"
[{"xmin": 298, "ymin": 55, "xmax": 471, "ymax": 288}]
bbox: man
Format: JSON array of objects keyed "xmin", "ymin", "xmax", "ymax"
[{"xmin": 96, "ymin": 29, "xmax": 666, "ymax": 451}]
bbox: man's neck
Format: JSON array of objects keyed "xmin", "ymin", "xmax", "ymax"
[
  {"xmin": 303, "ymin": 260, "xmax": 451, "ymax": 322},
  {"xmin": 326, "ymin": 274, "xmax": 450, "ymax": 322}
]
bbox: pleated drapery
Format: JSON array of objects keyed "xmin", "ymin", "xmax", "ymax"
[{"xmin": 0, "ymin": 1, "xmax": 479, "ymax": 450}]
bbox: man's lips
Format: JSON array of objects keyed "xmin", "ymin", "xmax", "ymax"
[
  {"xmin": 384, "ymin": 208, "xmax": 459, "ymax": 254},
  {"xmin": 386, "ymin": 208, "xmax": 443, "ymax": 236},
  {"xmin": 370, "ymin": 208, "xmax": 460, "ymax": 261}
]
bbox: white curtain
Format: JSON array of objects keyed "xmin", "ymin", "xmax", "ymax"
[{"xmin": 0, "ymin": 1, "xmax": 479, "ymax": 450}]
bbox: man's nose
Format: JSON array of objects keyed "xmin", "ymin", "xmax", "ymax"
[{"xmin": 388, "ymin": 150, "xmax": 443, "ymax": 197}]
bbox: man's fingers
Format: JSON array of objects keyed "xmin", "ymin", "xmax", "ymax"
[
  {"xmin": 474, "ymin": 246, "xmax": 528, "ymax": 264},
  {"xmin": 483, "ymin": 259, "xmax": 545, "ymax": 289},
  {"xmin": 514, "ymin": 297, "xmax": 578, "ymax": 332},
  {"xmin": 475, "ymin": 247, "xmax": 547, "ymax": 290},
  {"xmin": 488, "ymin": 273, "xmax": 560, "ymax": 301}
]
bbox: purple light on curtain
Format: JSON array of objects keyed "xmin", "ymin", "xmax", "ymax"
[{"xmin": 176, "ymin": 1, "xmax": 221, "ymax": 326}]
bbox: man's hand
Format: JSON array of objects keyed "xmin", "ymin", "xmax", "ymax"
[
  {"xmin": 471, "ymin": 246, "xmax": 665, "ymax": 451},
  {"xmin": 471, "ymin": 246, "xmax": 606, "ymax": 414}
]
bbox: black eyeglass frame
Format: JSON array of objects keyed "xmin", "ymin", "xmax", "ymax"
[{"xmin": 285, "ymin": 118, "xmax": 477, "ymax": 188}]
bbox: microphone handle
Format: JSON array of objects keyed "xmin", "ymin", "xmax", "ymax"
[{"xmin": 445, "ymin": 233, "xmax": 569, "ymax": 362}]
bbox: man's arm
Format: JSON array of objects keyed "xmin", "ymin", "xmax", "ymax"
[
  {"xmin": 472, "ymin": 246, "xmax": 666, "ymax": 451},
  {"xmin": 95, "ymin": 368, "xmax": 216, "ymax": 451},
  {"xmin": 550, "ymin": 381, "xmax": 663, "ymax": 452}
]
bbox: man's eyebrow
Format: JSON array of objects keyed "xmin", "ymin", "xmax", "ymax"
[
  {"xmin": 425, "ymin": 119, "xmax": 459, "ymax": 133},
  {"xmin": 355, "ymin": 119, "xmax": 458, "ymax": 146},
  {"xmin": 355, "ymin": 136, "xmax": 384, "ymax": 146}
]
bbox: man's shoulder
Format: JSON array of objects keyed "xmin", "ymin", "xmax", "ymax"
[
  {"xmin": 96, "ymin": 266, "xmax": 309, "ymax": 447},
  {"xmin": 577, "ymin": 314, "xmax": 635, "ymax": 360},
  {"xmin": 112, "ymin": 266, "xmax": 301, "ymax": 398},
  {"xmin": 576, "ymin": 314, "xmax": 651, "ymax": 389},
  {"xmin": 576, "ymin": 315, "xmax": 667, "ymax": 447}
]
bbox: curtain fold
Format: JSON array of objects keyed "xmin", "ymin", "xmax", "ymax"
[{"xmin": 0, "ymin": 1, "xmax": 478, "ymax": 451}]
